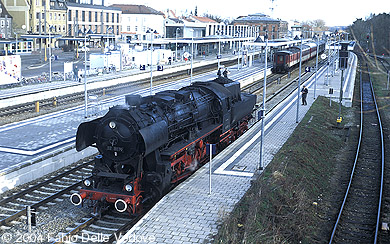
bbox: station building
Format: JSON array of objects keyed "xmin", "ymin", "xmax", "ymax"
[
  {"xmin": 112, "ymin": 4, "xmax": 165, "ymax": 43},
  {"xmin": 232, "ymin": 13, "xmax": 288, "ymax": 39}
]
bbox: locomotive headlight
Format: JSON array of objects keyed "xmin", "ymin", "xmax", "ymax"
[
  {"xmin": 109, "ymin": 121, "xmax": 116, "ymax": 129},
  {"xmin": 125, "ymin": 184, "xmax": 133, "ymax": 192},
  {"xmin": 83, "ymin": 179, "xmax": 91, "ymax": 187}
]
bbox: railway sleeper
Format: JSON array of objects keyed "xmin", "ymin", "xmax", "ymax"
[{"xmin": 342, "ymin": 211, "xmax": 378, "ymax": 220}]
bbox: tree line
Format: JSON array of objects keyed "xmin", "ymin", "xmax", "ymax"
[{"xmin": 348, "ymin": 13, "xmax": 390, "ymax": 56}]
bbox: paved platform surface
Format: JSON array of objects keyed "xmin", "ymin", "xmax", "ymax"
[{"xmin": 117, "ymin": 53, "xmax": 358, "ymax": 244}]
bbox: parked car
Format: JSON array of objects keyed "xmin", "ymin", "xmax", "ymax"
[{"xmin": 80, "ymin": 46, "xmax": 90, "ymax": 52}]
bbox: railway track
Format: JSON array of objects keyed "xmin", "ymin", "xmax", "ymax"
[
  {"xmin": 0, "ymin": 160, "xmax": 94, "ymax": 230},
  {"xmin": 0, "ymin": 54, "xmax": 332, "ymax": 243},
  {"xmin": 51, "ymin": 208, "xmax": 147, "ymax": 244},
  {"xmin": 0, "ymin": 59, "xmax": 238, "ymax": 120},
  {"xmin": 329, "ymin": 61, "xmax": 385, "ymax": 243}
]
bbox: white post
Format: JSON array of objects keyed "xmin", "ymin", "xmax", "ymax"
[
  {"xmin": 296, "ymin": 35, "xmax": 303, "ymax": 123},
  {"xmin": 259, "ymin": 34, "xmax": 268, "ymax": 171},
  {"xmin": 27, "ymin": 206, "xmax": 32, "ymax": 233},
  {"xmin": 49, "ymin": 29, "xmax": 52, "ymax": 82},
  {"xmin": 326, "ymin": 37, "xmax": 330, "ymax": 85},
  {"xmin": 150, "ymin": 32, "xmax": 153, "ymax": 95},
  {"xmin": 190, "ymin": 30, "xmax": 194, "ymax": 85},
  {"xmin": 84, "ymin": 34, "xmax": 88, "ymax": 118},
  {"xmin": 175, "ymin": 28, "xmax": 178, "ymax": 61},
  {"xmin": 314, "ymin": 35, "xmax": 319, "ymax": 99},
  {"xmin": 15, "ymin": 32, "xmax": 18, "ymax": 54},
  {"xmin": 218, "ymin": 31, "xmax": 221, "ymax": 68},
  {"xmin": 209, "ymin": 144, "xmax": 212, "ymax": 195}
]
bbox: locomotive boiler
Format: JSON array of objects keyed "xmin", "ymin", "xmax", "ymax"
[{"xmin": 70, "ymin": 77, "xmax": 256, "ymax": 215}]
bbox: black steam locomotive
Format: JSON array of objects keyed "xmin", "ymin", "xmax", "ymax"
[{"xmin": 70, "ymin": 77, "xmax": 256, "ymax": 215}]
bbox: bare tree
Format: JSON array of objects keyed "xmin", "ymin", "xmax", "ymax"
[{"xmin": 349, "ymin": 13, "xmax": 390, "ymax": 55}]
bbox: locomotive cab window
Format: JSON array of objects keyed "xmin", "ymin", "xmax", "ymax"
[{"xmin": 278, "ymin": 56, "xmax": 284, "ymax": 62}]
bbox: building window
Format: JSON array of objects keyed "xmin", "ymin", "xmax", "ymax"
[
  {"xmin": 112, "ymin": 13, "xmax": 114, "ymax": 23},
  {"xmin": 36, "ymin": 12, "xmax": 40, "ymax": 20},
  {"xmin": 95, "ymin": 12, "xmax": 98, "ymax": 22},
  {"xmin": 54, "ymin": 13, "xmax": 57, "ymax": 20},
  {"xmin": 127, "ymin": 26, "xmax": 130, "ymax": 31},
  {"xmin": 68, "ymin": 24, "xmax": 72, "ymax": 35},
  {"xmin": 135, "ymin": 26, "xmax": 138, "ymax": 31},
  {"xmin": 89, "ymin": 11, "xmax": 92, "ymax": 22},
  {"xmin": 68, "ymin": 10, "xmax": 71, "ymax": 21},
  {"xmin": 117, "ymin": 13, "xmax": 119, "ymax": 23},
  {"xmin": 106, "ymin": 13, "xmax": 109, "ymax": 22},
  {"xmin": 82, "ymin": 11, "xmax": 85, "ymax": 21},
  {"xmin": 75, "ymin": 10, "xmax": 78, "ymax": 19},
  {"xmin": 49, "ymin": 13, "xmax": 52, "ymax": 20}
]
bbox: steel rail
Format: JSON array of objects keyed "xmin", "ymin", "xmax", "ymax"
[
  {"xmin": 0, "ymin": 161, "xmax": 93, "ymax": 226},
  {"xmin": 329, "ymin": 61, "xmax": 384, "ymax": 243}
]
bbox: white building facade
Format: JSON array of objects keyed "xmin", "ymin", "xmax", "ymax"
[{"xmin": 111, "ymin": 4, "xmax": 164, "ymax": 42}]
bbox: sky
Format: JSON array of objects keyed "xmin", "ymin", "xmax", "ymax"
[{"xmin": 108, "ymin": 0, "xmax": 389, "ymax": 26}]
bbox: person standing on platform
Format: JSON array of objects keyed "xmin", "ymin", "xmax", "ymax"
[
  {"xmin": 223, "ymin": 68, "xmax": 229, "ymax": 78},
  {"xmin": 301, "ymin": 85, "xmax": 308, "ymax": 105},
  {"xmin": 217, "ymin": 68, "xmax": 222, "ymax": 77}
]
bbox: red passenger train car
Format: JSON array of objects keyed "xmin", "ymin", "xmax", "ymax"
[{"xmin": 272, "ymin": 40, "xmax": 326, "ymax": 73}]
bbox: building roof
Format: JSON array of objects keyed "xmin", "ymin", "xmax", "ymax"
[
  {"xmin": 111, "ymin": 4, "xmax": 163, "ymax": 15},
  {"xmin": 234, "ymin": 13, "xmax": 281, "ymax": 23},
  {"xmin": 66, "ymin": 2, "xmax": 121, "ymax": 11},
  {"xmin": 0, "ymin": 0, "xmax": 12, "ymax": 18},
  {"xmin": 50, "ymin": 0, "xmax": 67, "ymax": 11},
  {"xmin": 168, "ymin": 18, "xmax": 184, "ymax": 24},
  {"xmin": 190, "ymin": 16, "xmax": 217, "ymax": 23}
]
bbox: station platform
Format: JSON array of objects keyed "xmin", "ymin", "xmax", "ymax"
[{"xmin": 117, "ymin": 53, "xmax": 358, "ymax": 244}]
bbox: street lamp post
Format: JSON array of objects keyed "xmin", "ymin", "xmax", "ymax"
[
  {"xmin": 314, "ymin": 34, "xmax": 319, "ymax": 99},
  {"xmin": 14, "ymin": 32, "xmax": 18, "ymax": 54},
  {"xmin": 175, "ymin": 28, "xmax": 180, "ymax": 62},
  {"xmin": 106, "ymin": 27, "xmax": 113, "ymax": 68},
  {"xmin": 259, "ymin": 33, "xmax": 268, "ymax": 171},
  {"xmin": 190, "ymin": 29, "xmax": 194, "ymax": 85},
  {"xmin": 48, "ymin": 25, "xmax": 53, "ymax": 82},
  {"xmin": 296, "ymin": 35, "xmax": 303, "ymax": 123},
  {"xmin": 325, "ymin": 36, "xmax": 330, "ymax": 86},
  {"xmin": 217, "ymin": 30, "xmax": 221, "ymax": 68},
  {"xmin": 84, "ymin": 32, "xmax": 90, "ymax": 118},
  {"xmin": 147, "ymin": 29, "xmax": 157, "ymax": 95}
]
